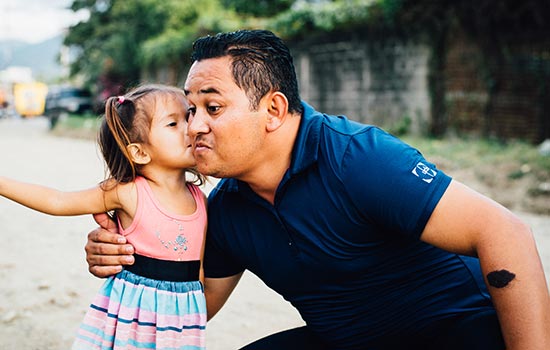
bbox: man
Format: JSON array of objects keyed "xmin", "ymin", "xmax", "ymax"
[{"xmin": 85, "ymin": 30, "xmax": 550, "ymax": 349}]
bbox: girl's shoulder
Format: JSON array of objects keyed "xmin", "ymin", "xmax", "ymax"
[
  {"xmin": 187, "ymin": 182, "xmax": 207, "ymax": 202},
  {"xmin": 100, "ymin": 177, "xmax": 139, "ymax": 213},
  {"xmin": 101, "ymin": 177, "xmax": 139, "ymax": 194}
]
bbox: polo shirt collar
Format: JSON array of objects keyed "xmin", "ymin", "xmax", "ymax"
[
  {"xmin": 288, "ymin": 101, "xmax": 322, "ymax": 175},
  {"xmin": 223, "ymin": 101, "xmax": 323, "ymax": 192}
]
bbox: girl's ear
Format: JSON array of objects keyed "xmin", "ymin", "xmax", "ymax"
[
  {"xmin": 127, "ymin": 143, "xmax": 151, "ymax": 165},
  {"xmin": 265, "ymin": 91, "xmax": 289, "ymax": 132}
]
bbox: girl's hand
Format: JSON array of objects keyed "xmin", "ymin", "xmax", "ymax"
[{"xmin": 85, "ymin": 213, "xmax": 135, "ymax": 278}]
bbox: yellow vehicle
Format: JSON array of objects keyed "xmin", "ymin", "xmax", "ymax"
[{"xmin": 13, "ymin": 82, "xmax": 48, "ymax": 118}]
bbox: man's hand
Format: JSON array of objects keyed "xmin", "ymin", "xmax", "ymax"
[{"xmin": 85, "ymin": 213, "xmax": 135, "ymax": 278}]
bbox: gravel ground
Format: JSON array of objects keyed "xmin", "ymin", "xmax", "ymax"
[{"xmin": 0, "ymin": 116, "xmax": 548, "ymax": 349}]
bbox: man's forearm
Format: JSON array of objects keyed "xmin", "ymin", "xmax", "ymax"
[
  {"xmin": 204, "ymin": 273, "xmax": 243, "ymax": 321},
  {"xmin": 478, "ymin": 221, "xmax": 550, "ymax": 349}
]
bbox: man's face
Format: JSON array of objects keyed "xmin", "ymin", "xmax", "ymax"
[{"xmin": 184, "ymin": 56, "xmax": 266, "ymax": 179}]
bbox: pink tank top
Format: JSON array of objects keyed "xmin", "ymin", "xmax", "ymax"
[{"xmin": 119, "ymin": 176, "xmax": 207, "ymax": 262}]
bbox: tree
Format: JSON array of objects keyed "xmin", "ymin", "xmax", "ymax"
[
  {"xmin": 139, "ymin": 0, "xmax": 244, "ymax": 73},
  {"xmin": 64, "ymin": 0, "xmax": 172, "ymax": 98},
  {"xmin": 64, "ymin": 0, "xmax": 257, "ymax": 95},
  {"xmin": 221, "ymin": 0, "xmax": 293, "ymax": 17}
]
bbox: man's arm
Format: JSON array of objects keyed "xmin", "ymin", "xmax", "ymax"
[
  {"xmin": 86, "ymin": 214, "xmax": 243, "ymax": 320},
  {"xmin": 86, "ymin": 212, "xmax": 243, "ymax": 321},
  {"xmin": 204, "ymin": 273, "xmax": 243, "ymax": 321},
  {"xmin": 85, "ymin": 213, "xmax": 135, "ymax": 277},
  {"xmin": 421, "ymin": 180, "xmax": 550, "ymax": 350}
]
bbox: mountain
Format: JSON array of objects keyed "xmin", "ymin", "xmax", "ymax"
[{"xmin": 0, "ymin": 36, "xmax": 65, "ymax": 82}]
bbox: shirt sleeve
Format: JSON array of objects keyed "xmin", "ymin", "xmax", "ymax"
[{"xmin": 340, "ymin": 127, "xmax": 452, "ymax": 239}]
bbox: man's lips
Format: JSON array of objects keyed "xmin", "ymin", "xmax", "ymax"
[{"xmin": 193, "ymin": 141, "xmax": 210, "ymax": 152}]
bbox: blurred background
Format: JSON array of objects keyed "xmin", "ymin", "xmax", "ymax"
[
  {"xmin": 1, "ymin": 0, "xmax": 549, "ymax": 142},
  {"xmin": 1, "ymin": 0, "xmax": 550, "ymax": 348},
  {"xmin": 2, "ymin": 0, "xmax": 549, "ymax": 209}
]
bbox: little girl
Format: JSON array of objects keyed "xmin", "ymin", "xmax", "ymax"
[{"xmin": 0, "ymin": 84, "xmax": 207, "ymax": 349}]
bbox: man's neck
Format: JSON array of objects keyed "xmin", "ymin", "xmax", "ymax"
[
  {"xmin": 243, "ymin": 113, "xmax": 301, "ymax": 205},
  {"xmin": 246, "ymin": 165, "xmax": 287, "ymax": 205}
]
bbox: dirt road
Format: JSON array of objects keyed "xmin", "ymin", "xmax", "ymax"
[{"xmin": 0, "ymin": 117, "xmax": 548, "ymax": 349}]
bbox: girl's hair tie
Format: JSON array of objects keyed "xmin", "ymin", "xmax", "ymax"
[{"xmin": 117, "ymin": 96, "xmax": 125, "ymax": 104}]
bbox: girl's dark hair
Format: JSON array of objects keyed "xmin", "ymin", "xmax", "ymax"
[
  {"xmin": 191, "ymin": 29, "xmax": 303, "ymax": 115},
  {"xmin": 98, "ymin": 84, "xmax": 205, "ymax": 188}
]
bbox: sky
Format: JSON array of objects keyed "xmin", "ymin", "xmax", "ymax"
[{"xmin": 0, "ymin": 0, "xmax": 89, "ymax": 43}]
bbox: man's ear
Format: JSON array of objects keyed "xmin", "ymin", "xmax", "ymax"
[
  {"xmin": 265, "ymin": 92, "xmax": 289, "ymax": 132},
  {"xmin": 127, "ymin": 143, "xmax": 151, "ymax": 165}
]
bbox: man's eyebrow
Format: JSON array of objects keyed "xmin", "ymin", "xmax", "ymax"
[{"xmin": 184, "ymin": 87, "xmax": 220, "ymax": 95}]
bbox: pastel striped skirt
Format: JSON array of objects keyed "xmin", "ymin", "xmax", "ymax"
[{"xmin": 72, "ymin": 269, "xmax": 206, "ymax": 350}]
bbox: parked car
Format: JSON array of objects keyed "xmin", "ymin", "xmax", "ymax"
[{"xmin": 44, "ymin": 86, "xmax": 93, "ymax": 129}]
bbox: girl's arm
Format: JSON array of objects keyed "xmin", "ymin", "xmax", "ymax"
[{"xmin": 0, "ymin": 176, "xmax": 131, "ymax": 216}]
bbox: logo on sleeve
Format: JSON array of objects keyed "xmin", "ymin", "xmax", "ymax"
[{"xmin": 412, "ymin": 162, "xmax": 437, "ymax": 183}]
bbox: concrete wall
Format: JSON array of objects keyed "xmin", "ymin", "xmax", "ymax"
[
  {"xmin": 288, "ymin": 27, "xmax": 550, "ymax": 143},
  {"xmin": 145, "ymin": 26, "xmax": 550, "ymax": 143},
  {"xmin": 443, "ymin": 25, "xmax": 550, "ymax": 143},
  {"xmin": 290, "ymin": 33, "xmax": 432, "ymax": 135}
]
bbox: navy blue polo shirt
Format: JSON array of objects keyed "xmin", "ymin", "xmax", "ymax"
[{"xmin": 204, "ymin": 102, "xmax": 494, "ymax": 349}]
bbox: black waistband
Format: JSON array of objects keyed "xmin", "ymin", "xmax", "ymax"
[{"xmin": 125, "ymin": 254, "xmax": 200, "ymax": 282}]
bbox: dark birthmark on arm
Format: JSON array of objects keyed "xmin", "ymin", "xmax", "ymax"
[{"xmin": 486, "ymin": 269, "xmax": 516, "ymax": 288}]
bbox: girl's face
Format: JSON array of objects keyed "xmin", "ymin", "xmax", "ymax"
[{"xmin": 144, "ymin": 94, "xmax": 196, "ymax": 171}]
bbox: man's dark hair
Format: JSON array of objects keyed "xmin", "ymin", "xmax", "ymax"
[{"xmin": 191, "ymin": 29, "xmax": 303, "ymax": 115}]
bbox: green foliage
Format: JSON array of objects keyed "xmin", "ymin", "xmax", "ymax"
[
  {"xmin": 268, "ymin": 0, "xmax": 408, "ymax": 37},
  {"xmin": 65, "ymin": 0, "xmax": 172, "ymax": 92},
  {"xmin": 63, "ymin": 0, "xmax": 411, "ymax": 88},
  {"xmin": 386, "ymin": 115, "xmax": 411, "ymax": 136},
  {"xmin": 221, "ymin": 0, "xmax": 293, "ymax": 17},
  {"xmin": 63, "ymin": 0, "xmax": 550, "ymax": 92},
  {"xmin": 139, "ymin": 0, "xmax": 258, "ymax": 68},
  {"xmin": 67, "ymin": 0, "xmax": 550, "ymax": 93},
  {"xmin": 270, "ymin": 0, "xmax": 374, "ymax": 37},
  {"xmin": 64, "ymin": 0, "xmax": 265, "ymax": 91}
]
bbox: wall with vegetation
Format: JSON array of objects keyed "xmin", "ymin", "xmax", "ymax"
[
  {"xmin": 443, "ymin": 22, "xmax": 550, "ymax": 143},
  {"xmin": 63, "ymin": 0, "xmax": 550, "ymax": 142},
  {"xmin": 289, "ymin": 30, "xmax": 431, "ymax": 135}
]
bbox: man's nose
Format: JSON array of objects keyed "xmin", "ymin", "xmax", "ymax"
[{"xmin": 188, "ymin": 111, "xmax": 209, "ymax": 137}]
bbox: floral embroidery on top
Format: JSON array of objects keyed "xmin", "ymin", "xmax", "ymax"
[{"xmin": 155, "ymin": 219, "xmax": 189, "ymax": 260}]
